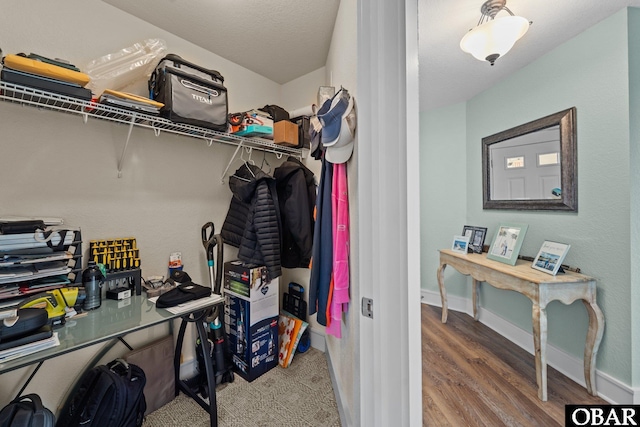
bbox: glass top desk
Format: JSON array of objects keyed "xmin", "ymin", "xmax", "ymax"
[{"xmin": 0, "ymin": 294, "xmax": 224, "ymax": 427}]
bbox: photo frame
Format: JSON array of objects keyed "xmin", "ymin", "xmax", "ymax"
[
  {"xmin": 532, "ymin": 241, "xmax": 571, "ymax": 275},
  {"xmin": 451, "ymin": 235, "xmax": 471, "ymax": 254},
  {"xmin": 486, "ymin": 223, "xmax": 529, "ymax": 265},
  {"xmin": 462, "ymin": 225, "xmax": 488, "ymax": 254}
]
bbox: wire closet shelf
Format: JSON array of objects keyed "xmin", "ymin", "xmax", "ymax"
[{"xmin": 0, "ymin": 82, "xmax": 303, "ymax": 157}]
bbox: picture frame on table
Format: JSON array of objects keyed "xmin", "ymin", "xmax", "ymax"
[
  {"xmin": 451, "ymin": 235, "xmax": 471, "ymax": 254},
  {"xmin": 486, "ymin": 223, "xmax": 529, "ymax": 265},
  {"xmin": 532, "ymin": 241, "xmax": 571, "ymax": 275},
  {"xmin": 462, "ymin": 225, "xmax": 488, "ymax": 254}
]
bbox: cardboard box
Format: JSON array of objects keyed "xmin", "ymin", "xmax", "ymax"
[
  {"xmin": 273, "ymin": 120, "xmax": 299, "ymax": 147},
  {"xmin": 223, "ymin": 261, "xmax": 279, "ymax": 381}
]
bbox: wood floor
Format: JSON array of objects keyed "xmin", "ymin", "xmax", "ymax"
[{"xmin": 421, "ymin": 303, "xmax": 607, "ymax": 426}]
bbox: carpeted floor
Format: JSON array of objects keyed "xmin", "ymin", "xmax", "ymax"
[{"xmin": 143, "ymin": 348, "xmax": 341, "ymax": 427}]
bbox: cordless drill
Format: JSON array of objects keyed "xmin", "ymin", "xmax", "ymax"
[{"xmin": 19, "ymin": 287, "xmax": 86, "ymax": 326}]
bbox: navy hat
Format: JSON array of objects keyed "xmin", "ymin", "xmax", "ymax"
[
  {"xmin": 325, "ymin": 95, "xmax": 356, "ymax": 164},
  {"xmin": 317, "ymin": 88, "xmax": 350, "ymax": 147}
]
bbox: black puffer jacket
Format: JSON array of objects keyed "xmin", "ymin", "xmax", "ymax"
[
  {"xmin": 221, "ymin": 163, "xmax": 282, "ymax": 280},
  {"xmin": 274, "ymin": 157, "xmax": 316, "ymax": 268}
]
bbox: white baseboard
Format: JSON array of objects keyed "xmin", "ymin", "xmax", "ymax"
[
  {"xmin": 421, "ymin": 289, "xmax": 639, "ymax": 404},
  {"xmin": 326, "ymin": 348, "xmax": 350, "ymax": 427},
  {"xmin": 310, "ymin": 328, "xmax": 326, "ymax": 352}
]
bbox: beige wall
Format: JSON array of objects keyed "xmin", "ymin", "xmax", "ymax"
[
  {"xmin": 0, "ymin": 0, "xmax": 324, "ymax": 412},
  {"xmin": 324, "ymin": 0, "xmax": 358, "ymax": 424}
]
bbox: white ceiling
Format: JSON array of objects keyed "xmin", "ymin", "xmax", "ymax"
[
  {"xmin": 103, "ymin": 0, "xmax": 640, "ymax": 112},
  {"xmin": 102, "ymin": 0, "xmax": 340, "ymax": 85},
  {"xmin": 419, "ymin": 0, "xmax": 640, "ymax": 111}
]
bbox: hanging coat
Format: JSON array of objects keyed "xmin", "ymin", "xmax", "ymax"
[
  {"xmin": 274, "ymin": 156, "xmax": 317, "ymax": 269},
  {"xmin": 221, "ymin": 163, "xmax": 282, "ymax": 280},
  {"xmin": 309, "ymin": 158, "xmax": 333, "ymax": 325}
]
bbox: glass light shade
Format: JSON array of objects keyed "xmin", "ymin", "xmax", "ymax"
[{"xmin": 460, "ymin": 15, "xmax": 529, "ymax": 63}]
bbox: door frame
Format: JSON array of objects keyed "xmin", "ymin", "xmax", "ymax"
[{"xmin": 357, "ymin": 0, "xmax": 422, "ymax": 425}]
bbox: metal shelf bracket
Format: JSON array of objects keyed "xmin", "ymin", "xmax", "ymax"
[{"xmin": 117, "ymin": 115, "xmax": 137, "ymax": 178}]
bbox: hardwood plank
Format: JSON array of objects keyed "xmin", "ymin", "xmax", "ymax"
[
  {"xmin": 422, "ymin": 304, "xmax": 607, "ymax": 426},
  {"xmin": 424, "ymin": 313, "xmax": 556, "ymax": 426}
]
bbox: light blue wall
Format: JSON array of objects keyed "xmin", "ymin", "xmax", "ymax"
[
  {"xmin": 421, "ymin": 9, "xmax": 635, "ymax": 385},
  {"xmin": 420, "ymin": 102, "xmax": 468, "ymax": 296}
]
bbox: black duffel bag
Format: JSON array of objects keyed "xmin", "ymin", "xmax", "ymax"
[{"xmin": 149, "ymin": 54, "xmax": 228, "ymax": 132}]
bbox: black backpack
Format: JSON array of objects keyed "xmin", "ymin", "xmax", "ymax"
[
  {"xmin": 56, "ymin": 359, "xmax": 146, "ymax": 427},
  {"xmin": 0, "ymin": 394, "xmax": 55, "ymax": 427}
]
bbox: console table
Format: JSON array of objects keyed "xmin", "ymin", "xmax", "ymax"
[{"xmin": 437, "ymin": 249, "xmax": 604, "ymax": 401}]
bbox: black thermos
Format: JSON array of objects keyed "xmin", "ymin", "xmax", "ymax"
[{"xmin": 82, "ymin": 261, "xmax": 104, "ymax": 310}]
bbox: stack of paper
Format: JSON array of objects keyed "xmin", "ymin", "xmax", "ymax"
[
  {"xmin": 0, "ymin": 229, "xmax": 75, "ymax": 251},
  {"xmin": 148, "ymin": 294, "xmax": 223, "ymax": 315},
  {"xmin": 0, "ymin": 216, "xmax": 63, "ymax": 226},
  {"xmin": 0, "ymin": 263, "xmax": 71, "ymax": 285},
  {"xmin": 99, "ymin": 89, "xmax": 163, "ymax": 115},
  {"xmin": 0, "ymin": 251, "xmax": 72, "ymax": 267},
  {"xmin": 0, "ymin": 332, "xmax": 59, "ymax": 364},
  {"xmin": 0, "ymin": 275, "xmax": 71, "ymax": 307},
  {"xmin": 0, "ymin": 225, "xmax": 78, "ymax": 308}
]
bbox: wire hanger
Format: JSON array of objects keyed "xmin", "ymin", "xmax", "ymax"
[
  {"xmin": 260, "ymin": 150, "xmax": 271, "ymax": 174},
  {"xmin": 240, "ymin": 147, "xmax": 256, "ymax": 178}
]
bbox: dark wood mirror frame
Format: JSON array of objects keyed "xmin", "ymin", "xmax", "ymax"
[{"xmin": 482, "ymin": 107, "xmax": 577, "ymax": 211}]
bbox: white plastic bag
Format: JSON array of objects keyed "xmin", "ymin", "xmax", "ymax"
[{"xmin": 84, "ymin": 38, "xmax": 167, "ymax": 97}]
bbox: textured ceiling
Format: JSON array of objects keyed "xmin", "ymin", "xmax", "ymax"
[
  {"xmin": 103, "ymin": 0, "xmax": 640, "ymax": 111},
  {"xmin": 102, "ymin": 0, "xmax": 340, "ymax": 84}
]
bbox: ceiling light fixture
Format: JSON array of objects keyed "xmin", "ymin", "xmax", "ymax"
[{"xmin": 460, "ymin": 0, "xmax": 530, "ymax": 66}]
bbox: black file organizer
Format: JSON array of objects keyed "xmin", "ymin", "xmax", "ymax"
[
  {"xmin": 0, "ymin": 227, "xmax": 83, "ymax": 307},
  {"xmin": 67, "ymin": 230, "xmax": 83, "ymax": 285}
]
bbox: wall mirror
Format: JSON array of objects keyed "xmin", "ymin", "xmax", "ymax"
[{"xmin": 482, "ymin": 107, "xmax": 577, "ymax": 211}]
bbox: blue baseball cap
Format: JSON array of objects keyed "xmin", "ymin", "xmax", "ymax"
[
  {"xmin": 318, "ymin": 88, "xmax": 350, "ymax": 147},
  {"xmin": 325, "ymin": 95, "xmax": 356, "ymax": 164}
]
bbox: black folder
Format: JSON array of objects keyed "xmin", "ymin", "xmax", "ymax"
[
  {"xmin": 0, "ymin": 325, "xmax": 53, "ymax": 351},
  {"xmin": 1, "ymin": 67, "xmax": 92, "ymax": 101}
]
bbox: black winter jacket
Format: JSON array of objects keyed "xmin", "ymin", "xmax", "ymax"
[
  {"xmin": 274, "ymin": 157, "xmax": 316, "ymax": 268},
  {"xmin": 221, "ymin": 163, "xmax": 282, "ymax": 280}
]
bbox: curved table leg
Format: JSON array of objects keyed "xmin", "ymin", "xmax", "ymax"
[
  {"xmin": 195, "ymin": 316, "xmax": 219, "ymax": 427},
  {"xmin": 472, "ymin": 278, "xmax": 480, "ymax": 321},
  {"xmin": 437, "ymin": 263, "xmax": 448, "ymax": 323},
  {"xmin": 174, "ymin": 318, "xmax": 189, "ymax": 396},
  {"xmin": 582, "ymin": 299, "xmax": 605, "ymax": 396},
  {"xmin": 532, "ymin": 302, "xmax": 548, "ymax": 401}
]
